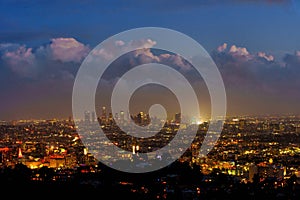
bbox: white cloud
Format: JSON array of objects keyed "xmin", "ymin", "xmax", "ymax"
[
  {"xmin": 229, "ymin": 45, "xmax": 251, "ymax": 58},
  {"xmin": 214, "ymin": 43, "xmax": 275, "ymax": 64},
  {"xmin": 115, "ymin": 40, "xmax": 125, "ymax": 46},
  {"xmin": 159, "ymin": 53, "xmax": 191, "ymax": 71},
  {"xmin": 91, "ymin": 38, "xmax": 157, "ymax": 61},
  {"xmin": 0, "ymin": 38, "xmax": 90, "ymax": 79},
  {"xmin": 49, "ymin": 38, "xmax": 90, "ymax": 63},
  {"xmin": 128, "ymin": 38, "xmax": 157, "ymax": 49},
  {"xmin": 257, "ymin": 52, "xmax": 274, "ymax": 62}
]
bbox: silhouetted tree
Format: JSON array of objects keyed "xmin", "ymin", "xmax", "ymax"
[{"xmin": 38, "ymin": 166, "xmax": 54, "ymax": 182}]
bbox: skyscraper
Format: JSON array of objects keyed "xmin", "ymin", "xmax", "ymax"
[
  {"xmin": 84, "ymin": 111, "xmax": 90, "ymax": 123},
  {"xmin": 175, "ymin": 113, "xmax": 181, "ymax": 124},
  {"xmin": 120, "ymin": 110, "xmax": 125, "ymax": 123},
  {"xmin": 249, "ymin": 163, "xmax": 258, "ymax": 182},
  {"xmin": 101, "ymin": 106, "xmax": 107, "ymax": 122},
  {"xmin": 91, "ymin": 111, "xmax": 95, "ymax": 123}
]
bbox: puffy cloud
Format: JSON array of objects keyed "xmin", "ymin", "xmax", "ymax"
[
  {"xmin": 129, "ymin": 42, "xmax": 192, "ymax": 71},
  {"xmin": 133, "ymin": 48, "xmax": 160, "ymax": 63},
  {"xmin": 115, "ymin": 40, "xmax": 125, "ymax": 46},
  {"xmin": 159, "ymin": 53, "xmax": 192, "ymax": 71},
  {"xmin": 1, "ymin": 45, "xmax": 37, "ymax": 77},
  {"xmin": 217, "ymin": 43, "xmax": 227, "ymax": 52},
  {"xmin": 211, "ymin": 43, "xmax": 300, "ymax": 108},
  {"xmin": 229, "ymin": 45, "xmax": 252, "ymax": 60},
  {"xmin": 0, "ymin": 38, "xmax": 90, "ymax": 79},
  {"xmin": 213, "ymin": 43, "xmax": 275, "ymax": 64},
  {"xmin": 91, "ymin": 48, "xmax": 115, "ymax": 60},
  {"xmin": 49, "ymin": 38, "xmax": 90, "ymax": 63},
  {"xmin": 91, "ymin": 38, "xmax": 157, "ymax": 61},
  {"xmin": 211, "ymin": 42, "xmax": 280, "ymax": 93},
  {"xmin": 128, "ymin": 38, "xmax": 157, "ymax": 49},
  {"xmin": 89, "ymin": 38, "xmax": 192, "ymax": 72},
  {"xmin": 257, "ymin": 52, "xmax": 274, "ymax": 62}
]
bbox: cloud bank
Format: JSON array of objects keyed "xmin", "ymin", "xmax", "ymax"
[{"xmin": 1, "ymin": 38, "xmax": 300, "ymax": 119}]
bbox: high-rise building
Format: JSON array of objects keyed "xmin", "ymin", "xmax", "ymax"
[
  {"xmin": 249, "ymin": 163, "xmax": 258, "ymax": 182},
  {"xmin": 91, "ymin": 111, "xmax": 95, "ymax": 123},
  {"xmin": 115, "ymin": 112, "xmax": 119, "ymax": 122},
  {"xmin": 175, "ymin": 113, "xmax": 181, "ymax": 124},
  {"xmin": 101, "ymin": 106, "xmax": 107, "ymax": 122},
  {"xmin": 84, "ymin": 111, "xmax": 90, "ymax": 123},
  {"xmin": 108, "ymin": 112, "xmax": 113, "ymax": 124},
  {"xmin": 239, "ymin": 119, "xmax": 245, "ymax": 130},
  {"xmin": 120, "ymin": 110, "xmax": 125, "ymax": 123},
  {"xmin": 296, "ymin": 123, "xmax": 300, "ymax": 133},
  {"xmin": 137, "ymin": 111, "xmax": 144, "ymax": 125}
]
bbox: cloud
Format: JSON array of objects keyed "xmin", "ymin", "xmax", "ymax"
[
  {"xmin": 132, "ymin": 48, "xmax": 160, "ymax": 63},
  {"xmin": 212, "ymin": 43, "xmax": 280, "ymax": 91},
  {"xmin": 214, "ymin": 43, "xmax": 275, "ymax": 63},
  {"xmin": 229, "ymin": 45, "xmax": 251, "ymax": 57},
  {"xmin": 212, "ymin": 42, "xmax": 300, "ymax": 105},
  {"xmin": 257, "ymin": 52, "xmax": 274, "ymax": 62},
  {"xmin": 1, "ymin": 45, "xmax": 37, "ymax": 77},
  {"xmin": 0, "ymin": 38, "xmax": 91, "ymax": 79},
  {"xmin": 217, "ymin": 43, "xmax": 227, "ymax": 52},
  {"xmin": 128, "ymin": 38, "xmax": 157, "ymax": 49},
  {"xmin": 1, "ymin": 39, "xmax": 298, "ymax": 97},
  {"xmin": 90, "ymin": 38, "xmax": 192, "ymax": 74},
  {"xmin": 49, "ymin": 38, "xmax": 90, "ymax": 63},
  {"xmin": 159, "ymin": 53, "xmax": 192, "ymax": 71},
  {"xmin": 1, "ymin": 37, "xmax": 300, "ymax": 119},
  {"xmin": 91, "ymin": 38, "xmax": 157, "ymax": 61},
  {"xmin": 128, "ymin": 46, "xmax": 192, "ymax": 72},
  {"xmin": 210, "ymin": 42, "xmax": 300, "ymax": 116},
  {"xmin": 284, "ymin": 50, "xmax": 300, "ymax": 69}
]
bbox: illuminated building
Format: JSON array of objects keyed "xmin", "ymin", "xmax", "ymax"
[
  {"xmin": 84, "ymin": 111, "xmax": 90, "ymax": 123},
  {"xmin": 49, "ymin": 154, "xmax": 65, "ymax": 168},
  {"xmin": 101, "ymin": 106, "xmax": 107, "ymax": 122},
  {"xmin": 174, "ymin": 113, "xmax": 181, "ymax": 124},
  {"xmin": 249, "ymin": 163, "xmax": 258, "ymax": 182},
  {"xmin": 0, "ymin": 147, "xmax": 10, "ymax": 165},
  {"xmin": 120, "ymin": 110, "xmax": 125, "ymax": 123},
  {"xmin": 18, "ymin": 147, "xmax": 23, "ymax": 159},
  {"xmin": 91, "ymin": 111, "xmax": 95, "ymax": 123}
]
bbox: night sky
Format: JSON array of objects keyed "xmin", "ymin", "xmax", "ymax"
[{"xmin": 0, "ymin": 0, "xmax": 300, "ymax": 120}]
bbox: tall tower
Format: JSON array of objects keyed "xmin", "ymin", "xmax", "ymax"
[
  {"xmin": 108, "ymin": 112, "xmax": 113, "ymax": 124},
  {"xmin": 137, "ymin": 111, "xmax": 144, "ymax": 125},
  {"xmin": 101, "ymin": 106, "xmax": 107, "ymax": 122},
  {"xmin": 120, "ymin": 110, "xmax": 125, "ymax": 123},
  {"xmin": 91, "ymin": 111, "xmax": 95, "ymax": 123},
  {"xmin": 175, "ymin": 113, "xmax": 181, "ymax": 124},
  {"xmin": 84, "ymin": 111, "xmax": 90, "ymax": 123},
  {"xmin": 17, "ymin": 147, "xmax": 24, "ymax": 164},
  {"xmin": 18, "ymin": 147, "xmax": 23, "ymax": 158},
  {"xmin": 249, "ymin": 163, "xmax": 258, "ymax": 182}
]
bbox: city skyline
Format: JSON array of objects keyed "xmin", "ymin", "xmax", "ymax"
[
  {"xmin": 1, "ymin": 2, "xmax": 300, "ymax": 198},
  {"xmin": 1, "ymin": 0, "xmax": 300, "ymax": 120}
]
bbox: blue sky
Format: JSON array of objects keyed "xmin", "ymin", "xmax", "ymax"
[
  {"xmin": 0, "ymin": 0, "xmax": 300, "ymax": 120},
  {"xmin": 1, "ymin": 0, "xmax": 299, "ymax": 51}
]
